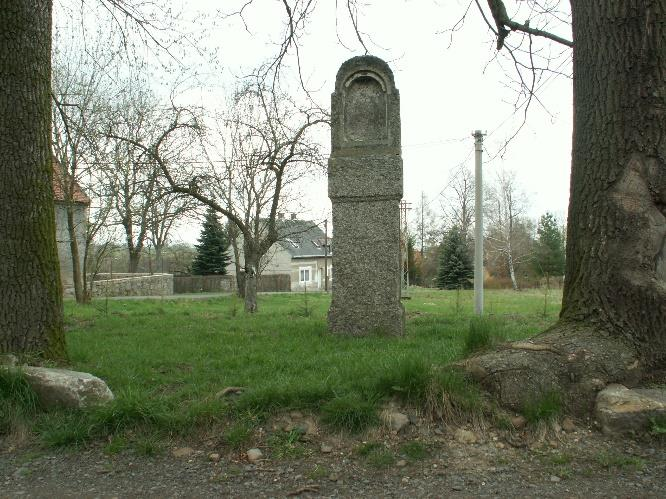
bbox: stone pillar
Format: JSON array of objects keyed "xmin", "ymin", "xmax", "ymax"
[{"xmin": 327, "ymin": 55, "xmax": 405, "ymax": 336}]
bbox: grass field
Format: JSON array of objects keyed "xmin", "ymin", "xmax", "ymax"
[{"xmin": 2, "ymin": 287, "xmax": 562, "ymax": 449}]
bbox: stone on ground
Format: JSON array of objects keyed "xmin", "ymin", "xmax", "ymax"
[
  {"xmin": 381, "ymin": 410, "xmax": 410, "ymax": 432},
  {"xmin": 246, "ymin": 448, "xmax": 263, "ymax": 462},
  {"xmin": 19, "ymin": 366, "xmax": 114, "ymax": 409},
  {"xmin": 454, "ymin": 428, "xmax": 479, "ymax": 444},
  {"xmin": 595, "ymin": 384, "xmax": 666, "ymax": 435}
]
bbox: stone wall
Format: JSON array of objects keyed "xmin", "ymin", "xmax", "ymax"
[{"xmin": 91, "ymin": 273, "xmax": 173, "ymax": 297}]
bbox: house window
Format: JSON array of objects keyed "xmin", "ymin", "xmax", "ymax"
[{"xmin": 299, "ymin": 267, "xmax": 311, "ymax": 283}]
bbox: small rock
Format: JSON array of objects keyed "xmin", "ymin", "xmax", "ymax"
[
  {"xmin": 550, "ymin": 475, "xmax": 561, "ymax": 483},
  {"xmin": 562, "ymin": 417, "xmax": 577, "ymax": 433},
  {"xmin": 382, "ymin": 410, "xmax": 410, "ymax": 432},
  {"xmin": 289, "ymin": 411, "xmax": 304, "ymax": 419},
  {"xmin": 172, "ymin": 447, "xmax": 194, "ymax": 458},
  {"xmin": 396, "ymin": 459, "xmax": 407, "ymax": 467},
  {"xmin": 328, "ymin": 473, "xmax": 339, "ymax": 482},
  {"xmin": 454, "ymin": 428, "xmax": 478, "ymax": 444},
  {"xmin": 208, "ymin": 453, "xmax": 221, "ymax": 462},
  {"xmin": 511, "ymin": 415, "xmax": 527, "ymax": 429},
  {"xmin": 215, "ymin": 386, "xmax": 244, "ymax": 398},
  {"xmin": 320, "ymin": 443, "xmax": 333, "ymax": 454},
  {"xmin": 246, "ymin": 448, "xmax": 263, "ymax": 462}
]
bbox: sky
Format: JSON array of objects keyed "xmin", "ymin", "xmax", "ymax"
[{"xmin": 56, "ymin": 0, "xmax": 574, "ymax": 244}]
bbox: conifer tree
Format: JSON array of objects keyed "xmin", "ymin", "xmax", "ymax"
[
  {"xmin": 533, "ymin": 212, "xmax": 565, "ymax": 286},
  {"xmin": 436, "ymin": 226, "xmax": 474, "ymax": 290},
  {"xmin": 191, "ymin": 208, "xmax": 230, "ymax": 275}
]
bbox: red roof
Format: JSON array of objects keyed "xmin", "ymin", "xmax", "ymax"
[{"xmin": 52, "ymin": 162, "xmax": 91, "ymax": 205}]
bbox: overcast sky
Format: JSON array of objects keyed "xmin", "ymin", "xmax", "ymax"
[{"xmin": 57, "ymin": 0, "xmax": 574, "ymax": 244}]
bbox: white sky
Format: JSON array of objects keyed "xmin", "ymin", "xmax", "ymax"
[{"xmin": 56, "ymin": 0, "xmax": 574, "ymax": 244}]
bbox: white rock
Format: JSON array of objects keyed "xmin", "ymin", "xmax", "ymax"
[
  {"xmin": 381, "ymin": 410, "xmax": 410, "ymax": 432},
  {"xmin": 454, "ymin": 428, "xmax": 478, "ymax": 444},
  {"xmin": 19, "ymin": 366, "xmax": 114, "ymax": 409},
  {"xmin": 172, "ymin": 447, "xmax": 194, "ymax": 458},
  {"xmin": 320, "ymin": 443, "xmax": 333, "ymax": 453},
  {"xmin": 596, "ymin": 384, "xmax": 666, "ymax": 435},
  {"xmin": 246, "ymin": 448, "xmax": 263, "ymax": 462}
]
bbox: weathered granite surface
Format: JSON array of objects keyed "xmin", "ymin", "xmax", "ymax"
[{"xmin": 327, "ymin": 55, "xmax": 405, "ymax": 336}]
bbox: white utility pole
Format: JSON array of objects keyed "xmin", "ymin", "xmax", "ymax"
[{"xmin": 473, "ymin": 130, "xmax": 485, "ymax": 315}]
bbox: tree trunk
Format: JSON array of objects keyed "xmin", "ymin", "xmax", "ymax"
[
  {"xmin": 0, "ymin": 1, "xmax": 67, "ymax": 360},
  {"xmin": 507, "ymin": 249, "xmax": 518, "ymax": 291},
  {"xmin": 66, "ymin": 204, "xmax": 84, "ymax": 303},
  {"xmin": 228, "ymin": 226, "xmax": 245, "ymax": 298},
  {"xmin": 128, "ymin": 248, "xmax": 141, "ymax": 273},
  {"xmin": 244, "ymin": 252, "xmax": 259, "ymax": 313},
  {"xmin": 466, "ymin": 1, "xmax": 666, "ymax": 415}
]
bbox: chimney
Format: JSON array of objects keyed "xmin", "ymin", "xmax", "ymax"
[
  {"xmin": 278, "ymin": 212, "xmax": 284, "ymax": 219},
  {"xmin": 290, "ymin": 213, "xmax": 297, "ymax": 220}
]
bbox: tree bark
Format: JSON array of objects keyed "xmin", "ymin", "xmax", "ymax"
[
  {"xmin": 0, "ymin": 1, "xmax": 67, "ymax": 360},
  {"xmin": 562, "ymin": 0, "xmax": 666, "ymax": 363},
  {"xmin": 244, "ymin": 251, "xmax": 259, "ymax": 313},
  {"xmin": 467, "ymin": 1, "xmax": 666, "ymax": 415}
]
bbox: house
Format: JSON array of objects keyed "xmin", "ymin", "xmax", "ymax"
[
  {"xmin": 52, "ymin": 166, "xmax": 90, "ymax": 295},
  {"xmin": 232, "ymin": 214, "xmax": 332, "ymax": 291}
]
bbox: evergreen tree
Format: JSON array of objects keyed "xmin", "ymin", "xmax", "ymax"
[
  {"xmin": 436, "ymin": 226, "xmax": 474, "ymax": 290},
  {"xmin": 191, "ymin": 208, "xmax": 230, "ymax": 275},
  {"xmin": 533, "ymin": 212, "xmax": 565, "ymax": 285}
]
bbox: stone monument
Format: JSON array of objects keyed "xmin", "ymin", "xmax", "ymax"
[{"xmin": 327, "ymin": 55, "xmax": 405, "ymax": 336}]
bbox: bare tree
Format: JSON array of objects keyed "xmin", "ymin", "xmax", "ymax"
[
  {"xmin": 484, "ymin": 169, "xmax": 533, "ymax": 290},
  {"xmin": 440, "ymin": 164, "xmax": 475, "ymax": 240},
  {"xmin": 51, "ymin": 35, "xmax": 117, "ymax": 302},
  {"xmin": 119, "ymin": 77, "xmax": 328, "ymax": 312},
  {"xmin": 103, "ymin": 86, "xmax": 179, "ymax": 273}
]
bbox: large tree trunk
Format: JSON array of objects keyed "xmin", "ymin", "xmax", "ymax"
[
  {"xmin": 128, "ymin": 248, "xmax": 142, "ymax": 273},
  {"xmin": 467, "ymin": 1, "xmax": 666, "ymax": 415},
  {"xmin": 0, "ymin": 1, "xmax": 67, "ymax": 360}
]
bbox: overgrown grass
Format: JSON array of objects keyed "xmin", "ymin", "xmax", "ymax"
[
  {"xmin": 463, "ymin": 316, "xmax": 507, "ymax": 356},
  {"xmin": 521, "ymin": 390, "xmax": 563, "ymax": 424},
  {"xmin": 0, "ymin": 369, "xmax": 39, "ymax": 436},
  {"xmin": 4, "ymin": 288, "xmax": 560, "ymax": 447}
]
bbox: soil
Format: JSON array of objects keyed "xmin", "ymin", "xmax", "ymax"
[{"xmin": 2, "ymin": 416, "xmax": 665, "ymax": 498}]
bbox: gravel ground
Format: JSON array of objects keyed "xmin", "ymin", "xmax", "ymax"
[{"xmin": 2, "ymin": 420, "xmax": 665, "ymax": 498}]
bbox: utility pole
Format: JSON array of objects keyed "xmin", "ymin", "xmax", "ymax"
[
  {"xmin": 399, "ymin": 199, "xmax": 412, "ymax": 289},
  {"xmin": 473, "ymin": 130, "xmax": 485, "ymax": 315},
  {"xmin": 420, "ymin": 191, "xmax": 425, "ymax": 257},
  {"xmin": 324, "ymin": 218, "xmax": 329, "ymax": 292}
]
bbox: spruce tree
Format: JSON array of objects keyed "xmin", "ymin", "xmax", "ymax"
[
  {"xmin": 191, "ymin": 208, "xmax": 230, "ymax": 275},
  {"xmin": 436, "ymin": 226, "xmax": 474, "ymax": 290},
  {"xmin": 533, "ymin": 212, "xmax": 565, "ymax": 284}
]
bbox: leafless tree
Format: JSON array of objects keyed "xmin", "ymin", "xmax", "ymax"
[
  {"xmin": 103, "ymin": 85, "xmax": 196, "ymax": 273},
  {"xmin": 484, "ymin": 169, "xmax": 533, "ymax": 290},
  {"xmin": 51, "ymin": 34, "xmax": 118, "ymax": 302},
  {"xmin": 440, "ymin": 164, "xmax": 476, "ymax": 240},
  {"xmin": 111, "ymin": 75, "xmax": 328, "ymax": 312}
]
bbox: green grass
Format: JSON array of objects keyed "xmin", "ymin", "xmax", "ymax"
[
  {"xmin": 8, "ymin": 288, "xmax": 560, "ymax": 447},
  {"xmin": 521, "ymin": 390, "xmax": 563, "ymax": 424},
  {"xmin": 463, "ymin": 316, "xmax": 507, "ymax": 355}
]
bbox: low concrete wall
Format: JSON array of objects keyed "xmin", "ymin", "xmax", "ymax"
[{"xmin": 92, "ymin": 273, "xmax": 173, "ymax": 297}]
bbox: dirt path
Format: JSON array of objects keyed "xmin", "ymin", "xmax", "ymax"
[{"xmin": 2, "ymin": 423, "xmax": 665, "ymax": 498}]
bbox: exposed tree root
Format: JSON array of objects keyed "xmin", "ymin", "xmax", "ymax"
[{"xmin": 462, "ymin": 322, "xmax": 643, "ymax": 416}]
